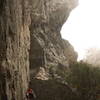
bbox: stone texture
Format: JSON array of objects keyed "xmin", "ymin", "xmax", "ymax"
[
  {"xmin": 0, "ymin": 0, "xmax": 30, "ymax": 100},
  {"xmin": 29, "ymin": 0, "xmax": 78, "ymax": 78},
  {"xmin": 62, "ymin": 39, "xmax": 78, "ymax": 64},
  {"xmin": 0, "ymin": 0, "xmax": 78, "ymax": 99}
]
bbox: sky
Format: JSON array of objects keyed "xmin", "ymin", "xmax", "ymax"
[{"xmin": 61, "ymin": 0, "xmax": 100, "ymax": 60}]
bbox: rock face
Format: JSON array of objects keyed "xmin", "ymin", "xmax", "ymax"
[
  {"xmin": 62, "ymin": 39, "xmax": 78, "ymax": 64},
  {"xmin": 29, "ymin": 0, "xmax": 78, "ymax": 78},
  {"xmin": 0, "ymin": 0, "xmax": 78, "ymax": 99},
  {"xmin": 0, "ymin": 0, "xmax": 30, "ymax": 100}
]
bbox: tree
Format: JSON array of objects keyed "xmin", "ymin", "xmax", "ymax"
[
  {"xmin": 84, "ymin": 48, "xmax": 100, "ymax": 66},
  {"xmin": 67, "ymin": 62, "xmax": 100, "ymax": 100},
  {"xmin": 49, "ymin": 61, "xmax": 100, "ymax": 100}
]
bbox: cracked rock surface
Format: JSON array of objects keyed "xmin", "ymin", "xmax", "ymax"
[
  {"xmin": 0, "ymin": 0, "xmax": 30, "ymax": 99},
  {"xmin": 0, "ymin": 0, "xmax": 78, "ymax": 99},
  {"xmin": 30, "ymin": 0, "xmax": 78, "ymax": 78}
]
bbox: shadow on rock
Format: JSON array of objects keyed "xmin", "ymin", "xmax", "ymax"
[{"xmin": 30, "ymin": 79, "xmax": 78, "ymax": 100}]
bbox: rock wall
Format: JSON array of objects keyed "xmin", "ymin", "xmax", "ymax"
[
  {"xmin": 29, "ymin": 0, "xmax": 78, "ymax": 78},
  {"xmin": 0, "ymin": 0, "xmax": 78, "ymax": 99},
  {"xmin": 0, "ymin": 0, "xmax": 30, "ymax": 100},
  {"xmin": 62, "ymin": 39, "xmax": 78, "ymax": 64}
]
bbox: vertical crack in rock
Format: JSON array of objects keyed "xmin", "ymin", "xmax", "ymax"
[
  {"xmin": 0, "ymin": 0, "xmax": 78, "ymax": 99},
  {"xmin": 0, "ymin": 0, "xmax": 31, "ymax": 100}
]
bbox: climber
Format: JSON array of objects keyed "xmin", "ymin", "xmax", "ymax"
[{"xmin": 26, "ymin": 88, "xmax": 36, "ymax": 100}]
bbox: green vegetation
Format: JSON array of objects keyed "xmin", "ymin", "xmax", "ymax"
[
  {"xmin": 55, "ymin": 62, "xmax": 100, "ymax": 100},
  {"xmin": 69, "ymin": 62, "xmax": 100, "ymax": 100},
  {"xmin": 31, "ymin": 79, "xmax": 78, "ymax": 100}
]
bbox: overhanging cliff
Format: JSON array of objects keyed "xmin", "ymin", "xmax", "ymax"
[
  {"xmin": 29, "ymin": 0, "xmax": 78, "ymax": 79},
  {"xmin": 0, "ymin": 0, "xmax": 78, "ymax": 99}
]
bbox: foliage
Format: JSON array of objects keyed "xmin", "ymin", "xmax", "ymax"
[
  {"xmin": 50, "ymin": 62, "xmax": 100, "ymax": 100},
  {"xmin": 84, "ymin": 48, "xmax": 100, "ymax": 66}
]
